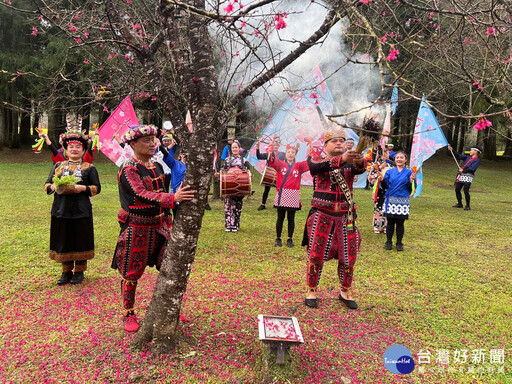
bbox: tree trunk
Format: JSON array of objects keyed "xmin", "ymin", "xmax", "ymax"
[
  {"xmin": 0, "ymin": 105, "xmax": 7, "ymax": 148},
  {"xmin": 48, "ymin": 107, "xmax": 63, "ymax": 143},
  {"xmin": 402, "ymin": 118, "xmax": 413, "ymax": 152},
  {"xmin": 476, "ymin": 121, "xmax": 485, "ymax": 151},
  {"xmin": 397, "ymin": 117, "xmax": 405, "ymax": 149},
  {"xmin": 457, "ymin": 120, "xmax": 467, "ymax": 153},
  {"xmin": 8, "ymin": 107, "xmax": 19, "ymax": 149},
  {"xmin": 452, "ymin": 118, "xmax": 460, "ymax": 148},
  {"xmin": 79, "ymin": 105, "xmax": 91, "ymax": 133},
  {"xmin": 34, "ymin": 109, "xmax": 40, "ymax": 132},
  {"xmin": 483, "ymin": 124, "xmax": 496, "ymax": 160},
  {"xmin": 131, "ymin": 0, "xmax": 223, "ymax": 353},
  {"xmin": 5, "ymin": 84, "xmax": 20, "ymax": 148},
  {"xmin": 131, "ymin": 116, "xmax": 219, "ymax": 353},
  {"xmin": 19, "ymin": 98, "xmax": 32, "ymax": 146},
  {"xmin": 503, "ymin": 123, "xmax": 512, "ymax": 157},
  {"xmin": 389, "ymin": 114, "xmax": 398, "ymax": 146}
]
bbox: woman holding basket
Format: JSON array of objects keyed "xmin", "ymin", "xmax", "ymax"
[{"xmin": 44, "ymin": 126, "xmax": 101, "ymax": 285}]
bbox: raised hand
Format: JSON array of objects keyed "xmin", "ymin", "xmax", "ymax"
[{"xmin": 342, "ymin": 150, "xmax": 365, "ymax": 165}]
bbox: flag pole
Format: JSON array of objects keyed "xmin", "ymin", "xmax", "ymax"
[{"xmin": 449, "ymin": 148, "xmax": 460, "ymax": 168}]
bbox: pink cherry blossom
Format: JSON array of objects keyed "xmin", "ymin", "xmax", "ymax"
[
  {"xmin": 275, "ymin": 13, "xmax": 287, "ymax": 30},
  {"xmin": 386, "ymin": 47, "xmax": 399, "ymax": 61},
  {"xmin": 224, "ymin": 3, "xmax": 234, "ymax": 13},
  {"xmin": 473, "ymin": 116, "xmax": 492, "ymax": 130}
]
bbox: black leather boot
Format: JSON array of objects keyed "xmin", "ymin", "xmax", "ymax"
[
  {"xmin": 70, "ymin": 271, "xmax": 84, "ymax": 285},
  {"xmin": 57, "ymin": 271, "xmax": 73, "ymax": 285}
]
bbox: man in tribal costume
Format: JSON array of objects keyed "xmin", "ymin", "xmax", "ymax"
[
  {"xmin": 303, "ymin": 125, "xmax": 366, "ymax": 310},
  {"xmin": 112, "ymin": 124, "xmax": 195, "ymax": 332}
]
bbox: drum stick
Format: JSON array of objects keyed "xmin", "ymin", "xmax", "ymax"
[
  {"xmin": 269, "ymin": 134, "xmax": 277, "ymax": 152},
  {"xmin": 305, "ymin": 137, "xmax": 313, "ymax": 157}
]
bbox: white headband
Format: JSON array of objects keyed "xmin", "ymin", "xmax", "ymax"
[{"xmin": 470, "ymin": 147, "xmax": 481, "ymax": 153}]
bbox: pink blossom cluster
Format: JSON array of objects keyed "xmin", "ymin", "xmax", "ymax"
[
  {"xmin": 386, "ymin": 47, "xmax": 400, "ymax": 61},
  {"xmin": 275, "ymin": 13, "xmax": 287, "ymax": 30},
  {"xmin": 473, "ymin": 116, "xmax": 492, "ymax": 130},
  {"xmin": 224, "ymin": 1, "xmax": 243, "ymax": 14}
]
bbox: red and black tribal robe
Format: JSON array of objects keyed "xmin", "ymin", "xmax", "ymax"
[
  {"xmin": 303, "ymin": 154, "xmax": 366, "ymax": 291},
  {"xmin": 112, "ymin": 157, "xmax": 175, "ymax": 313}
]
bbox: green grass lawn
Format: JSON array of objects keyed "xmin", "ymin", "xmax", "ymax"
[{"xmin": 0, "ymin": 149, "xmax": 511, "ymax": 383}]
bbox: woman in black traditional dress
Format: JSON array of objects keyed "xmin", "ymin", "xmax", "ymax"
[{"xmin": 44, "ymin": 126, "xmax": 101, "ymax": 285}]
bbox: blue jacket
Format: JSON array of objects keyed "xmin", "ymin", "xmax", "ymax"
[
  {"xmin": 453, "ymin": 151, "xmax": 480, "ymax": 174},
  {"xmin": 162, "ymin": 146, "xmax": 186, "ymax": 193},
  {"xmin": 221, "ymin": 145, "xmax": 231, "ymax": 160},
  {"xmin": 381, "ymin": 167, "xmax": 413, "ymax": 198}
]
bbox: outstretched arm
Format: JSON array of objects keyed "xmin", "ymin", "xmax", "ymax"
[
  {"xmin": 307, "ymin": 151, "xmax": 365, "ymax": 175},
  {"xmin": 120, "ymin": 165, "xmax": 175, "ymax": 208}
]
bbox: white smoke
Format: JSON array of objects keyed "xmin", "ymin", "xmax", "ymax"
[{"xmin": 212, "ymin": 0, "xmax": 388, "ymax": 129}]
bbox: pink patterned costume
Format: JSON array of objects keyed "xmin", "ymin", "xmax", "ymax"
[{"xmin": 268, "ymin": 153, "xmax": 309, "ymax": 243}]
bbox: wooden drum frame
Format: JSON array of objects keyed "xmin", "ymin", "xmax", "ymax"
[
  {"xmin": 260, "ymin": 165, "xmax": 277, "ymax": 187},
  {"xmin": 220, "ymin": 169, "xmax": 252, "ymax": 198}
]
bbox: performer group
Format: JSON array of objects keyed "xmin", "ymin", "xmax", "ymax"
[{"xmin": 42, "ymin": 114, "xmax": 480, "ymax": 332}]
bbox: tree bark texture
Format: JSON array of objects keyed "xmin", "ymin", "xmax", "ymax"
[
  {"xmin": 483, "ymin": 125, "xmax": 496, "ymax": 160},
  {"xmin": 130, "ymin": 0, "xmax": 223, "ymax": 352}
]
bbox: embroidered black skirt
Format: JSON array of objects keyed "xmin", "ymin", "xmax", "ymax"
[{"xmin": 49, "ymin": 216, "xmax": 95, "ymax": 263}]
